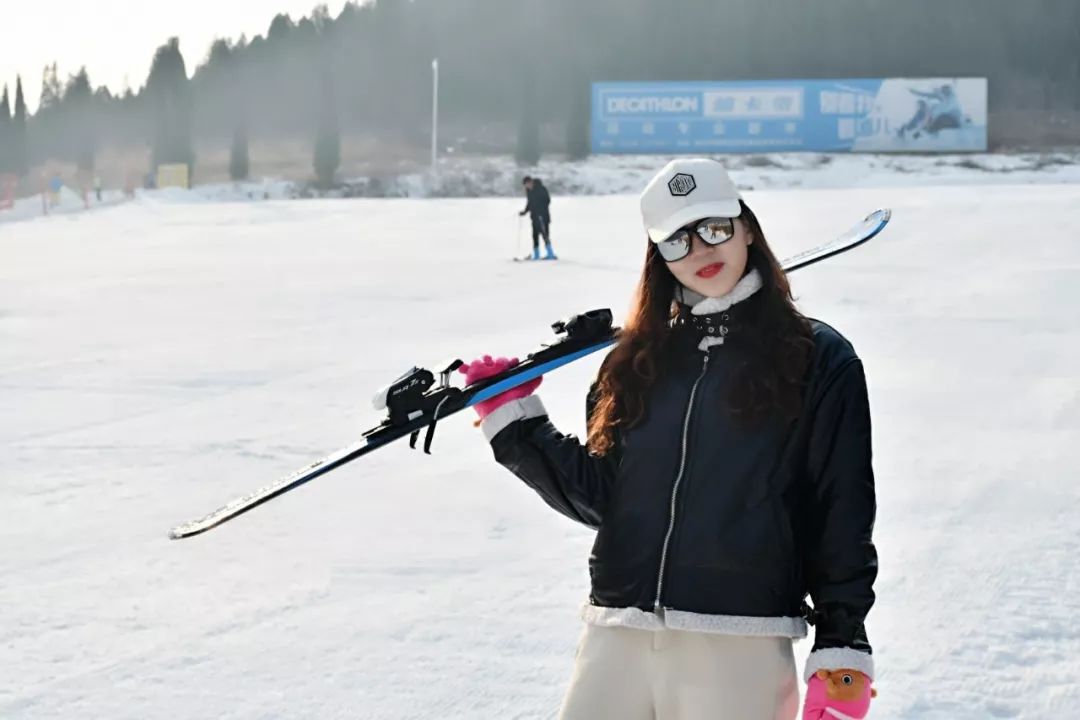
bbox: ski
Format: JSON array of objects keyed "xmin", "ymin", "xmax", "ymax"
[
  {"xmin": 781, "ymin": 208, "xmax": 890, "ymax": 272},
  {"xmin": 169, "ymin": 311, "xmax": 618, "ymax": 539},
  {"xmin": 169, "ymin": 208, "xmax": 891, "ymax": 539}
]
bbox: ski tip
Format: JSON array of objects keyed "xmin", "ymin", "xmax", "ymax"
[
  {"xmin": 168, "ymin": 522, "xmax": 207, "ymax": 540},
  {"xmin": 867, "ymin": 208, "xmax": 892, "ymax": 224},
  {"xmin": 867, "ymin": 208, "xmax": 892, "ymax": 236}
]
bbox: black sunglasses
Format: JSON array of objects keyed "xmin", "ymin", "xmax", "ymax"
[{"xmin": 656, "ymin": 217, "xmax": 736, "ymax": 262}]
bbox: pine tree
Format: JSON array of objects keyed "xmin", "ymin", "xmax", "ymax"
[
  {"xmin": 65, "ymin": 68, "xmax": 96, "ymax": 173},
  {"xmin": 12, "ymin": 77, "xmax": 28, "ymax": 177},
  {"xmin": 147, "ymin": 38, "xmax": 195, "ymax": 178},
  {"xmin": 515, "ymin": 68, "xmax": 540, "ymax": 167},
  {"xmin": 39, "ymin": 64, "xmax": 62, "ymax": 110},
  {"xmin": 0, "ymin": 86, "xmax": 11, "ymax": 174},
  {"xmin": 230, "ymin": 123, "xmax": 250, "ymax": 181},
  {"xmin": 313, "ymin": 72, "xmax": 340, "ymax": 189},
  {"xmin": 565, "ymin": 71, "xmax": 591, "ymax": 161}
]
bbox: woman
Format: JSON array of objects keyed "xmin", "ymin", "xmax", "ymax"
[{"xmin": 461, "ymin": 158, "xmax": 878, "ymax": 720}]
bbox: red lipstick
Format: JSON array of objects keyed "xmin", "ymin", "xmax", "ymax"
[{"xmin": 696, "ymin": 262, "xmax": 724, "ymax": 279}]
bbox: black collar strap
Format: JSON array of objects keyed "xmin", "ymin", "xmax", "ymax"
[
  {"xmin": 673, "ymin": 307, "xmax": 737, "ymax": 339},
  {"xmin": 670, "ymin": 268, "xmax": 762, "ymax": 346}
]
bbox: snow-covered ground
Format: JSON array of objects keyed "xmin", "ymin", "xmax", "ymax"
[
  {"xmin": 0, "ymin": 187, "xmax": 131, "ymax": 224},
  {"xmin": 5, "ymin": 151, "xmax": 1080, "ymax": 221},
  {"xmin": 376, "ymin": 150, "xmax": 1080, "ymax": 198},
  {"xmin": 2, "ymin": 176, "xmax": 1079, "ymax": 718}
]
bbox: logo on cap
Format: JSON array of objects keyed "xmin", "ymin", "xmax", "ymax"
[{"xmin": 668, "ymin": 173, "xmax": 696, "ymax": 197}]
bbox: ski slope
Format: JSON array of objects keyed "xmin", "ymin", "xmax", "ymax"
[{"xmin": 2, "ymin": 182, "xmax": 1079, "ymax": 719}]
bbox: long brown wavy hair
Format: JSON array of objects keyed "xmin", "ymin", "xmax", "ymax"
[{"xmin": 586, "ymin": 201, "xmax": 814, "ymax": 456}]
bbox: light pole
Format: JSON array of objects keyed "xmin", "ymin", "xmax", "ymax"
[{"xmin": 431, "ymin": 58, "xmax": 439, "ymax": 171}]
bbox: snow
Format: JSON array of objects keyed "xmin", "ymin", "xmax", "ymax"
[
  {"xmin": 7, "ymin": 151, "xmax": 1079, "ymax": 224},
  {"xmin": 406, "ymin": 151, "xmax": 1080, "ymax": 197},
  {"xmin": 2, "ymin": 171, "xmax": 1079, "ymax": 718},
  {"xmin": 0, "ymin": 186, "xmax": 129, "ymax": 223}
]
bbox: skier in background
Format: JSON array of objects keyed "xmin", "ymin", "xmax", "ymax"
[
  {"xmin": 48, "ymin": 172, "xmax": 63, "ymax": 207},
  {"xmin": 463, "ymin": 158, "xmax": 878, "ymax": 719},
  {"xmin": 519, "ymin": 176, "xmax": 556, "ymax": 260}
]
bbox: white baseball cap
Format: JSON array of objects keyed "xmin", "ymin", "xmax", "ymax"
[{"xmin": 639, "ymin": 158, "xmax": 743, "ymax": 243}]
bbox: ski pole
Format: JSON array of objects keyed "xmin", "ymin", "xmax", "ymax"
[{"xmin": 516, "ymin": 214, "xmax": 523, "ymax": 258}]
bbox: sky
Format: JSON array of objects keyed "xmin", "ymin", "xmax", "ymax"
[{"xmin": 0, "ymin": 1, "xmax": 350, "ymax": 113}]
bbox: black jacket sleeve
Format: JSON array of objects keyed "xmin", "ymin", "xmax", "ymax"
[
  {"xmin": 804, "ymin": 358, "xmax": 878, "ymax": 655},
  {"xmin": 488, "ymin": 391, "xmax": 617, "ymax": 529}
]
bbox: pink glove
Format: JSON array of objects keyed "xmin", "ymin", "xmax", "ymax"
[
  {"xmin": 803, "ymin": 669, "xmax": 876, "ymax": 720},
  {"xmin": 458, "ymin": 355, "xmax": 543, "ymax": 421}
]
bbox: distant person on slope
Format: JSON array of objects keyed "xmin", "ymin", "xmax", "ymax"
[{"xmin": 519, "ymin": 176, "xmax": 556, "ymax": 260}]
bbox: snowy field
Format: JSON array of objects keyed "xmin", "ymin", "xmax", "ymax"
[
  {"xmin": 2, "ymin": 178, "xmax": 1079, "ymax": 719},
  {"xmin": 5, "ymin": 150, "xmax": 1080, "ymax": 223}
]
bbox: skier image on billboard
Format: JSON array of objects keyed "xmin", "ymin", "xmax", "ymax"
[{"xmin": 897, "ymin": 84, "xmax": 969, "ymax": 139}]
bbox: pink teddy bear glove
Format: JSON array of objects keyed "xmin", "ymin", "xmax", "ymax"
[
  {"xmin": 458, "ymin": 355, "xmax": 543, "ymax": 422},
  {"xmin": 803, "ymin": 669, "xmax": 877, "ymax": 720}
]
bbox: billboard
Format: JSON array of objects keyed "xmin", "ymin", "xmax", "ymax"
[
  {"xmin": 591, "ymin": 78, "xmax": 988, "ymax": 154},
  {"xmin": 156, "ymin": 163, "xmax": 190, "ymax": 190}
]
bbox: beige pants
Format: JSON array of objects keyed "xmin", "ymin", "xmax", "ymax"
[{"xmin": 558, "ymin": 624, "xmax": 799, "ymax": 720}]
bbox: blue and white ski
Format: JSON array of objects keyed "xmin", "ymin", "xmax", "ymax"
[{"xmin": 169, "ymin": 208, "xmax": 891, "ymax": 539}]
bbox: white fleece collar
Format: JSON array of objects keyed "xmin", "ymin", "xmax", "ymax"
[
  {"xmin": 678, "ymin": 268, "xmax": 763, "ymax": 315},
  {"xmin": 676, "ymin": 269, "xmax": 763, "ymax": 351}
]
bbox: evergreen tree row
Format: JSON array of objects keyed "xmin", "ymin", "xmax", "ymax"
[{"xmin": 3, "ymin": 0, "xmax": 1078, "ymax": 179}]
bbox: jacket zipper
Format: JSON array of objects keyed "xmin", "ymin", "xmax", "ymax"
[{"xmin": 653, "ymin": 350, "xmax": 711, "ymax": 612}]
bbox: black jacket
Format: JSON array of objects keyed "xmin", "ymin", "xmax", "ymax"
[
  {"xmin": 489, "ymin": 304, "xmax": 877, "ymax": 658},
  {"xmin": 522, "ymin": 181, "xmax": 551, "ymax": 220}
]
